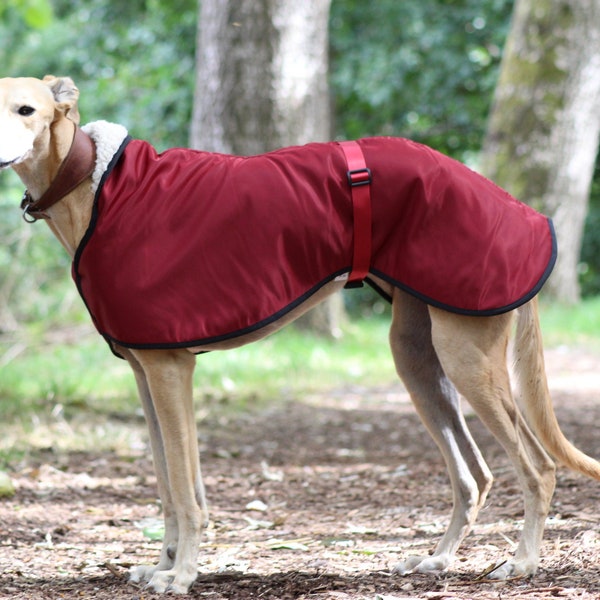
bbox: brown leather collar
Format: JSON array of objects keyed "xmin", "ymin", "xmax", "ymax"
[{"xmin": 21, "ymin": 124, "xmax": 97, "ymax": 222}]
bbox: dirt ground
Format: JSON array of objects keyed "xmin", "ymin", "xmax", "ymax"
[{"xmin": 1, "ymin": 347, "xmax": 599, "ymax": 599}]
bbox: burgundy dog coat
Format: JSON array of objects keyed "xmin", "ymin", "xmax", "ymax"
[{"xmin": 73, "ymin": 136, "xmax": 556, "ymax": 351}]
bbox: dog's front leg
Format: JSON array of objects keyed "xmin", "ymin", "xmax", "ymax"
[
  {"xmin": 126, "ymin": 348, "xmax": 207, "ymax": 594},
  {"xmin": 119, "ymin": 347, "xmax": 181, "ymax": 583}
]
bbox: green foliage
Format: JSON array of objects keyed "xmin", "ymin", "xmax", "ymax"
[
  {"xmin": 1, "ymin": 0, "xmax": 53, "ymax": 28},
  {"xmin": 329, "ymin": 0, "xmax": 514, "ymax": 160},
  {"xmin": 0, "ymin": 174, "xmax": 77, "ymax": 328},
  {"xmin": 538, "ymin": 296, "xmax": 600, "ymax": 350},
  {"xmin": 2, "ymin": 0, "xmax": 515, "ymax": 157}
]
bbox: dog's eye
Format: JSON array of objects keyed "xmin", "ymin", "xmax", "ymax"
[{"xmin": 17, "ymin": 106, "xmax": 35, "ymax": 116}]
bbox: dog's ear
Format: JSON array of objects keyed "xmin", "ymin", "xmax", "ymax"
[{"xmin": 43, "ymin": 75, "xmax": 81, "ymax": 125}]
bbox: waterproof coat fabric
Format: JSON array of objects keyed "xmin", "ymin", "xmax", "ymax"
[{"xmin": 73, "ymin": 136, "xmax": 556, "ymax": 351}]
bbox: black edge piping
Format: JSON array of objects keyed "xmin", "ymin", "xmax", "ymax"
[
  {"xmin": 369, "ymin": 217, "xmax": 557, "ymax": 317},
  {"xmin": 95, "ymin": 268, "xmax": 352, "ymax": 353},
  {"xmin": 72, "ymin": 135, "xmax": 133, "ymax": 359}
]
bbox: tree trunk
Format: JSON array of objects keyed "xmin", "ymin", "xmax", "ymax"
[
  {"xmin": 191, "ymin": 0, "xmax": 331, "ymax": 153},
  {"xmin": 192, "ymin": 0, "xmax": 342, "ymax": 336},
  {"xmin": 191, "ymin": 0, "xmax": 277, "ymax": 154},
  {"xmin": 480, "ymin": 0, "xmax": 600, "ymax": 303}
]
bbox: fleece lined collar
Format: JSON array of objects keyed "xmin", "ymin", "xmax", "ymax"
[{"xmin": 81, "ymin": 120, "xmax": 128, "ymax": 194}]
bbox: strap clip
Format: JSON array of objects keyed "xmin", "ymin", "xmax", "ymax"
[{"xmin": 347, "ymin": 167, "xmax": 371, "ymax": 187}]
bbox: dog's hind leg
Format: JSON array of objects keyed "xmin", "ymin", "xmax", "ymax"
[
  {"xmin": 388, "ymin": 290, "xmax": 493, "ymax": 575},
  {"xmin": 429, "ymin": 307, "xmax": 556, "ymax": 578},
  {"xmin": 124, "ymin": 348, "xmax": 206, "ymax": 594}
]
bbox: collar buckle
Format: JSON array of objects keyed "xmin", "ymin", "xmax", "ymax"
[{"xmin": 21, "ymin": 191, "xmax": 44, "ymax": 222}]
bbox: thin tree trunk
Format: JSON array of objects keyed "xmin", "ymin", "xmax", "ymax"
[
  {"xmin": 480, "ymin": 0, "xmax": 600, "ymax": 303},
  {"xmin": 192, "ymin": 0, "xmax": 331, "ymax": 153},
  {"xmin": 192, "ymin": 0, "xmax": 342, "ymax": 336},
  {"xmin": 191, "ymin": 0, "xmax": 278, "ymax": 154}
]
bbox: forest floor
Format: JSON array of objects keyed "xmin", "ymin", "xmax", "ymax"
[{"xmin": 1, "ymin": 347, "xmax": 599, "ymax": 599}]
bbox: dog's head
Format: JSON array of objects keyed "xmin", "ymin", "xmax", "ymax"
[{"xmin": 0, "ymin": 75, "xmax": 80, "ymax": 170}]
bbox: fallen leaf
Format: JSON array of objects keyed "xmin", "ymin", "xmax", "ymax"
[
  {"xmin": 245, "ymin": 499, "xmax": 268, "ymax": 512},
  {"xmin": 243, "ymin": 516, "xmax": 275, "ymax": 530},
  {"xmin": 0, "ymin": 472, "xmax": 15, "ymax": 498},
  {"xmin": 268, "ymin": 541, "xmax": 309, "ymax": 551}
]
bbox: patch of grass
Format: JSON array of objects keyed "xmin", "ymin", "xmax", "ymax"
[
  {"xmin": 195, "ymin": 319, "xmax": 395, "ymax": 409},
  {"xmin": 0, "ymin": 318, "xmax": 397, "ymax": 463},
  {"xmin": 0, "ymin": 319, "xmax": 396, "ymax": 422},
  {"xmin": 539, "ymin": 296, "xmax": 600, "ymax": 350},
  {"xmin": 0, "ymin": 333, "xmax": 138, "ymax": 420},
  {"xmin": 0, "ymin": 296, "xmax": 598, "ymax": 429}
]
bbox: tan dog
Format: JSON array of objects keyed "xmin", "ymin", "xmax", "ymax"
[{"xmin": 1, "ymin": 75, "xmax": 599, "ymax": 595}]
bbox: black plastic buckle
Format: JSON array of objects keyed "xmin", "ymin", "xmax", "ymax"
[{"xmin": 347, "ymin": 167, "xmax": 371, "ymax": 187}]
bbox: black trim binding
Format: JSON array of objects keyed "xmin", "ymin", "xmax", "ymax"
[
  {"xmin": 368, "ymin": 217, "xmax": 557, "ymax": 317},
  {"xmin": 96, "ymin": 268, "xmax": 352, "ymax": 356},
  {"xmin": 365, "ymin": 277, "xmax": 393, "ymax": 304}
]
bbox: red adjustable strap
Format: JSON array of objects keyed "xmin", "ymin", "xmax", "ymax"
[{"xmin": 338, "ymin": 140, "xmax": 372, "ymax": 288}]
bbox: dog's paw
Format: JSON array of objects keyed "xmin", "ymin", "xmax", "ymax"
[
  {"xmin": 392, "ymin": 555, "xmax": 425, "ymax": 575},
  {"xmin": 393, "ymin": 554, "xmax": 451, "ymax": 575},
  {"xmin": 129, "ymin": 564, "xmax": 156, "ymax": 584},
  {"xmin": 147, "ymin": 567, "xmax": 197, "ymax": 595},
  {"xmin": 147, "ymin": 570, "xmax": 172, "ymax": 594},
  {"xmin": 484, "ymin": 558, "xmax": 538, "ymax": 580}
]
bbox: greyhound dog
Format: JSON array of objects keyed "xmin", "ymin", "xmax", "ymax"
[{"xmin": 1, "ymin": 75, "xmax": 599, "ymax": 595}]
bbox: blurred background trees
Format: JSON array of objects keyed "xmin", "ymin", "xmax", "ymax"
[{"xmin": 1, "ymin": 0, "xmax": 599, "ymax": 335}]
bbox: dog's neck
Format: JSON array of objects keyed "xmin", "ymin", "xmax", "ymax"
[
  {"xmin": 18, "ymin": 119, "xmax": 128, "ymax": 256},
  {"xmin": 21, "ymin": 124, "xmax": 97, "ymax": 221}
]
